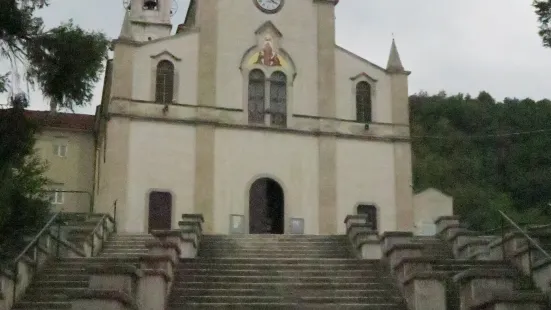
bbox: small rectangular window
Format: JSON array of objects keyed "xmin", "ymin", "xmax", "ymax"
[
  {"xmin": 48, "ymin": 189, "xmax": 64, "ymax": 205},
  {"xmin": 53, "ymin": 144, "xmax": 68, "ymax": 157}
]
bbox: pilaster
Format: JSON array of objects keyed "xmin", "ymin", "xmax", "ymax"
[
  {"xmin": 194, "ymin": 0, "xmax": 218, "ymax": 232},
  {"xmin": 316, "ymin": 0, "xmax": 337, "ymax": 234}
]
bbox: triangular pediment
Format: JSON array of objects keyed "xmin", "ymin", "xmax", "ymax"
[
  {"xmin": 254, "ymin": 21, "xmax": 282, "ymax": 38},
  {"xmin": 350, "ymin": 72, "xmax": 378, "ymax": 83},
  {"xmin": 150, "ymin": 50, "xmax": 181, "ymax": 61}
]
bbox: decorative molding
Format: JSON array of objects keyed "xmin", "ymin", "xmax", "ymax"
[
  {"xmin": 254, "ymin": 21, "xmax": 283, "ymax": 37},
  {"xmin": 350, "ymin": 72, "xmax": 378, "ymax": 83},
  {"xmin": 150, "ymin": 50, "xmax": 182, "ymax": 61}
]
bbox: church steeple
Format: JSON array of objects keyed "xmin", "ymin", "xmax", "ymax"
[
  {"xmin": 120, "ymin": 0, "xmax": 173, "ymax": 41},
  {"xmin": 386, "ymin": 39, "xmax": 405, "ymax": 73}
]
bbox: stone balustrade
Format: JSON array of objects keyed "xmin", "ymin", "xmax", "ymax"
[{"xmin": 68, "ymin": 213, "xmax": 204, "ymax": 310}]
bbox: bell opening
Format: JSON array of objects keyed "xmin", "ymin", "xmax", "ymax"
[{"xmin": 143, "ymin": 0, "xmax": 158, "ymax": 10}]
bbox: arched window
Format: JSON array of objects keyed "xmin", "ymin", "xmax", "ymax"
[
  {"xmin": 248, "ymin": 69, "xmax": 266, "ymax": 124},
  {"xmin": 356, "ymin": 81, "xmax": 372, "ymax": 123},
  {"xmin": 155, "ymin": 60, "xmax": 175, "ymax": 104},
  {"xmin": 269, "ymin": 71, "xmax": 287, "ymax": 127},
  {"xmin": 357, "ymin": 204, "xmax": 377, "ymax": 231}
]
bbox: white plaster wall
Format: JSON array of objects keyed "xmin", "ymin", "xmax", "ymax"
[
  {"xmin": 125, "ymin": 121, "xmax": 196, "ymax": 232},
  {"xmin": 215, "ymin": 0, "xmax": 318, "ymax": 115},
  {"xmin": 335, "ymin": 47, "xmax": 392, "ymax": 123},
  {"xmin": 213, "ymin": 128, "xmax": 319, "ymax": 234},
  {"xmin": 413, "ymin": 188, "xmax": 454, "ymax": 235},
  {"xmin": 131, "ymin": 33, "xmax": 199, "ymax": 105},
  {"xmin": 336, "ymin": 140, "xmax": 397, "ymax": 233}
]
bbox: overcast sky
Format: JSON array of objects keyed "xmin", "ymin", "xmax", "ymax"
[{"xmin": 5, "ymin": 0, "xmax": 551, "ymax": 114}]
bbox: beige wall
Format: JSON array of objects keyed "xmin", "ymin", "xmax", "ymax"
[
  {"xmin": 34, "ymin": 129, "xmax": 95, "ymax": 213},
  {"xmin": 131, "ymin": 33, "xmax": 199, "ymax": 105},
  {"xmin": 106, "ymin": 118, "xmax": 402, "ymax": 234},
  {"xmin": 98, "ymin": 0, "xmax": 415, "ymax": 234},
  {"xmin": 413, "ymin": 188, "xmax": 454, "ymax": 235},
  {"xmin": 124, "ymin": 120, "xmax": 196, "ymax": 232}
]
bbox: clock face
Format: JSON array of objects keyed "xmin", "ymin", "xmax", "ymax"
[{"xmin": 254, "ymin": 0, "xmax": 284, "ymax": 14}]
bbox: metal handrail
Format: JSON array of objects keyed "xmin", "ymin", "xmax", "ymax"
[
  {"xmin": 13, "ymin": 211, "xmax": 62, "ymax": 264},
  {"xmin": 8, "ymin": 210, "xmax": 63, "ymax": 303},
  {"xmin": 498, "ymin": 210, "xmax": 551, "ymax": 260},
  {"xmin": 86, "ymin": 214, "xmax": 115, "ymax": 256}
]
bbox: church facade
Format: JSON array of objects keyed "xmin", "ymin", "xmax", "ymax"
[{"xmin": 93, "ymin": 0, "xmax": 414, "ymax": 235}]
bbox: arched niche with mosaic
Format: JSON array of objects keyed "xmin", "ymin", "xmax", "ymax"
[
  {"xmin": 240, "ymin": 21, "xmax": 296, "ymax": 81},
  {"xmin": 240, "ymin": 22, "xmax": 296, "ymax": 127}
]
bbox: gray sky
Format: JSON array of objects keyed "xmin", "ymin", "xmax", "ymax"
[{"xmin": 6, "ymin": 0, "xmax": 551, "ymax": 114}]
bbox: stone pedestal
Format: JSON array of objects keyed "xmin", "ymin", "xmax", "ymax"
[
  {"xmin": 403, "ymin": 271, "xmax": 447, "ymax": 310},
  {"xmin": 435, "ymin": 215, "xmax": 461, "ymax": 240},
  {"xmin": 385, "ymin": 243, "xmax": 423, "ymax": 272},
  {"xmin": 453, "ymin": 269, "xmax": 517, "ymax": 310},
  {"xmin": 70, "ymin": 264, "xmax": 141, "ymax": 310},
  {"xmin": 70, "ymin": 290, "xmax": 137, "ymax": 310},
  {"xmin": 380, "ymin": 231, "xmax": 413, "ymax": 255},
  {"xmin": 137, "ymin": 269, "xmax": 172, "ymax": 310},
  {"xmin": 151, "ymin": 230, "xmax": 197, "ymax": 259}
]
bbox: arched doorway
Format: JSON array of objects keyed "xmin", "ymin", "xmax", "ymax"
[
  {"xmin": 148, "ymin": 191, "xmax": 172, "ymax": 232},
  {"xmin": 249, "ymin": 178, "xmax": 284, "ymax": 234}
]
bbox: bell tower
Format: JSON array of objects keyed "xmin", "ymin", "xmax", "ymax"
[{"xmin": 120, "ymin": 0, "xmax": 174, "ymax": 41}]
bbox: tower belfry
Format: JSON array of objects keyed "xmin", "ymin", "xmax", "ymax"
[{"xmin": 120, "ymin": 0, "xmax": 173, "ymax": 41}]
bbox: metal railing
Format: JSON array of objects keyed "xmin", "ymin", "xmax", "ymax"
[
  {"xmin": 9, "ymin": 211, "xmax": 63, "ymax": 303},
  {"xmin": 498, "ymin": 210, "xmax": 551, "ymax": 282},
  {"xmin": 86, "ymin": 213, "xmax": 115, "ymax": 256}
]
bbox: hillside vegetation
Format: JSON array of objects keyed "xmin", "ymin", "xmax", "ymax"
[{"xmin": 411, "ymin": 91, "xmax": 551, "ymax": 230}]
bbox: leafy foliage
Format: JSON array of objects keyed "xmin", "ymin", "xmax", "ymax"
[
  {"xmin": 1, "ymin": 0, "xmax": 109, "ymax": 109},
  {"xmin": 534, "ymin": 0, "xmax": 551, "ymax": 47},
  {"xmin": 0, "ymin": 95, "xmax": 50, "ymax": 250},
  {"xmin": 0, "ymin": 1, "xmax": 108, "ymax": 258},
  {"xmin": 411, "ymin": 91, "xmax": 551, "ymax": 231}
]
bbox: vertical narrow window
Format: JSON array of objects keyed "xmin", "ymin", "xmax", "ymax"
[
  {"xmin": 248, "ymin": 69, "xmax": 266, "ymax": 124},
  {"xmin": 357, "ymin": 204, "xmax": 378, "ymax": 231},
  {"xmin": 269, "ymin": 71, "xmax": 287, "ymax": 127},
  {"xmin": 155, "ymin": 60, "xmax": 175, "ymax": 103},
  {"xmin": 356, "ymin": 81, "xmax": 372, "ymax": 123}
]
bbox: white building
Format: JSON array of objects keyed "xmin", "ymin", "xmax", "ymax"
[{"xmin": 93, "ymin": 0, "xmax": 415, "ymax": 235}]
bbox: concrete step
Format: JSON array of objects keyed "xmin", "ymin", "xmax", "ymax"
[
  {"xmin": 170, "ymin": 288, "xmax": 393, "ymax": 297},
  {"xmin": 173, "ymin": 275, "xmax": 392, "ymax": 284},
  {"xmin": 178, "ymin": 263, "xmax": 381, "ymax": 270},
  {"xmin": 182, "ymin": 258, "xmax": 375, "ymax": 264},
  {"xmin": 12, "ymin": 302, "xmax": 71, "ymax": 310},
  {"xmin": 168, "ymin": 303, "xmax": 407, "ymax": 310},
  {"xmin": 170, "ymin": 296, "xmax": 404, "ymax": 303},
  {"xmin": 176, "ymin": 269, "xmax": 384, "ymax": 277},
  {"xmin": 174, "ymin": 282, "xmax": 398, "ymax": 290}
]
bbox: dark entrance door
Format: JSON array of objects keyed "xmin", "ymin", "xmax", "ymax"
[
  {"xmin": 148, "ymin": 191, "xmax": 172, "ymax": 232},
  {"xmin": 249, "ymin": 178, "xmax": 284, "ymax": 234}
]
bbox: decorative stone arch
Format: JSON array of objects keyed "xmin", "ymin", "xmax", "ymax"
[
  {"xmin": 244, "ymin": 174, "xmax": 288, "ymax": 234},
  {"xmin": 150, "ymin": 50, "xmax": 181, "ymax": 103},
  {"xmin": 354, "ymin": 202, "xmax": 379, "ymax": 231},
  {"xmin": 350, "ymin": 72, "xmax": 377, "ymax": 122}
]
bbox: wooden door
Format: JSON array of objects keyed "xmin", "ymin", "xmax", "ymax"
[{"xmin": 148, "ymin": 191, "xmax": 172, "ymax": 232}]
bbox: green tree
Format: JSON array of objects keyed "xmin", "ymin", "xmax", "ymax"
[
  {"xmin": 411, "ymin": 91, "xmax": 551, "ymax": 231},
  {"xmin": 534, "ymin": 0, "xmax": 551, "ymax": 47},
  {"xmin": 1, "ymin": 0, "xmax": 110, "ymax": 110},
  {"xmin": 0, "ymin": 1, "xmax": 109, "ymax": 256}
]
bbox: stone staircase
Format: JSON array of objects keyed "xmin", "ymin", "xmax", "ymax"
[
  {"xmin": 11, "ymin": 233, "xmax": 153, "ymax": 310},
  {"xmin": 167, "ymin": 235, "xmax": 408, "ymax": 309},
  {"xmin": 410, "ymin": 235, "xmax": 541, "ymax": 309}
]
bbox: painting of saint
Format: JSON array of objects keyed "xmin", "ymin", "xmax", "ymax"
[{"xmin": 255, "ymin": 36, "xmax": 281, "ymax": 67}]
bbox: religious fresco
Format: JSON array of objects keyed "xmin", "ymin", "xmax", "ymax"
[{"xmin": 246, "ymin": 35, "xmax": 291, "ymax": 71}]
